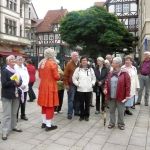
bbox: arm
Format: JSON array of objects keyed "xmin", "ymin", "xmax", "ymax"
[
  {"xmin": 52, "ymin": 63, "xmax": 60, "ymax": 80},
  {"xmin": 1, "ymin": 70, "xmax": 16, "ymax": 88},
  {"xmin": 91, "ymin": 68, "xmax": 96, "ymax": 86},
  {"xmin": 125, "ymin": 72, "xmax": 131, "ymax": 98},
  {"xmin": 72, "ymin": 68, "xmax": 79, "ymax": 86},
  {"xmin": 63, "ymin": 63, "xmax": 70, "ymax": 86}
]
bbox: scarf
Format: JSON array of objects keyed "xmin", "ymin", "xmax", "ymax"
[{"xmin": 6, "ymin": 65, "xmax": 16, "ymax": 73}]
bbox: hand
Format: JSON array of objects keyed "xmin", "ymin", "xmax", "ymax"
[
  {"xmin": 15, "ymin": 81, "xmax": 20, "ymax": 86},
  {"xmin": 98, "ymin": 81, "xmax": 102, "ymax": 86},
  {"xmin": 65, "ymin": 85, "xmax": 69, "ymax": 91},
  {"xmin": 21, "ymin": 85, "xmax": 26, "ymax": 90},
  {"xmin": 103, "ymin": 89, "xmax": 107, "ymax": 95}
]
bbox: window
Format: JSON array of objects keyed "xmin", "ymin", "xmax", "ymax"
[
  {"xmin": 29, "ymin": 7, "xmax": 31, "ymax": 19},
  {"xmin": 6, "ymin": 0, "xmax": 17, "ymax": 12},
  {"xmin": 20, "ymin": 4, "xmax": 23, "ymax": 17},
  {"xmin": 123, "ymin": 4, "xmax": 129, "ymax": 13},
  {"xmin": 116, "ymin": 4, "xmax": 122, "ymax": 13},
  {"xmin": 20, "ymin": 25, "xmax": 22, "ymax": 37},
  {"xmin": 5, "ymin": 18, "xmax": 17, "ymax": 36}
]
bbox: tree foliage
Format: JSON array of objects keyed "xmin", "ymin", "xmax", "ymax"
[{"xmin": 60, "ymin": 6, "xmax": 134, "ymax": 57}]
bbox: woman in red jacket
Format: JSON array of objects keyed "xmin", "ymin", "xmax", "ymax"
[
  {"xmin": 104, "ymin": 57, "xmax": 131, "ymax": 130},
  {"xmin": 26, "ymin": 59, "xmax": 36, "ymax": 102}
]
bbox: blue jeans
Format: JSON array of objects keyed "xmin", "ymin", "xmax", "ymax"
[{"xmin": 67, "ymin": 84, "xmax": 76, "ymax": 116}]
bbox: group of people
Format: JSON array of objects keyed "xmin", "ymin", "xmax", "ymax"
[
  {"xmin": 1, "ymin": 47, "xmax": 150, "ymax": 140},
  {"xmin": 0, "ymin": 55, "xmax": 36, "ymax": 140}
]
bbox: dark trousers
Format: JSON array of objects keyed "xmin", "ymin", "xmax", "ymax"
[
  {"xmin": 74, "ymin": 91, "xmax": 80, "ymax": 115},
  {"xmin": 55, "ymin": 90, "xmax": 64, "ymax": 112},
  {"xmin": 96, "ymin": 87, "xmax": 105, "ymax": 111},
  {"xmin": 17, "ymin": 91, "xmax": 27, "ymax": 119},
  {"xmin": 28, "ymin": 82, "xmax": 36, "ymax": 101},
  {"xmin": 78, "ymin": 92, "xmax": 91, "ymax": 118}
]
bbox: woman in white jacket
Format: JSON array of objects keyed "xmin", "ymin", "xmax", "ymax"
[
  {"xmin": 121, "ymin": 55, "xmax": 140, "ymax": 115},
  {"xmin": 14, "ymin": 56, "xmax": 29, "ymax": 121},
  {"xmin": 72, "ymin": 56, "xmax": 96, "ymax": 121}
]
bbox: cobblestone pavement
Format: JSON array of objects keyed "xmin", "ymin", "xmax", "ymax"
[{"xmin": 0, "ymin": 80, "xmax": 150, "ymax": 150}]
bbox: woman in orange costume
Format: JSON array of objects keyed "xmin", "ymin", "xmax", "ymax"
[{"xmin": 38, "ymin": 48, "xmax": 60, "ymax": 131}]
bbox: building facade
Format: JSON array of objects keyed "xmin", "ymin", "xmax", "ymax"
[
  {"xmin": 138, "ymin": 0, "xmax": 150, "ymax": 59},
  {"xmin": 105, "ymin": 0, "xmax": 139, "ymax": 57},
  {"xmin": 35, "ymin": 8, "xmax": 68, "ymax": 67},
  {"xmin": 0, "ymin": 0, "xmax": 32, "ymax": 64}
]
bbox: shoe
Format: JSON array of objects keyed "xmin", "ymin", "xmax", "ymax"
[
  {"xmin": 125, "ymin": 110, "xmax": 133, "ymax": 115},
  {"xmin": 13, "ymin": 128, "xmax": 22, "ymax": 132},
  {"xmin": 2, "ymin": 134, "xmax": 7, "ymax": 140},
  {"xmin": 95, "ymin": 111, "xmax": 100, "ymax": 114},
  {"xmin": 21, "ymin": 116, "xmax": 28, "ymax": 121},
  {"xmin": 90, "ymin": 104, "xmax": 94, "ymax": 107},
  {"xmin": 84, "ymin": 117, "xmax": 89, "ymax": 121},
  {"xmin": 108, "ymin": 124, "xmax": 115, "ymax": 129},
  {"xmin": 67, "ymin": 115, "xmax": 72, "ymax": 120},
  {"xmin": 45, "ymin": 125, "xmax": 57, "ymax": 131},
  {"xmin": 27, "ymin": 100, "xmax": 34, "ymax": 102},
  {"xmin": 118, "ymin": 125, "xmax": 125, "ymax": 130},
  {"xmin": 135, "ymin": 102, "xmax": 141, "ymax": 105},
  {"xmin": 79, "ymin": 117, "xmax": 84, "ymax": 121},
  {"xmin": 145, "ymin": 104, "xmax": 149, "ymax": 106},
  {"xmin": 41, "ymin": 123, "xmax": 46, "ymax": 128}
]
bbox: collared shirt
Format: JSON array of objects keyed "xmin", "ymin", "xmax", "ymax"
[{"xmin": 140, "ymin": 60, "xmax": 150, "ymax": 75}]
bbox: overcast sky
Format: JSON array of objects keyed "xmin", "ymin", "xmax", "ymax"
[{"xmin": 32, "ymin": 0, "xmax": 106, "ymax": 19}]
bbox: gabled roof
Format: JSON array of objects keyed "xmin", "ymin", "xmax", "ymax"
[
  {"xmin": 94, "ymin": 2, "xmax": 105, "ymax": 7},
  {"xmin": 36, "ymin": 9, "xmax": 68, "ymax": 33}
]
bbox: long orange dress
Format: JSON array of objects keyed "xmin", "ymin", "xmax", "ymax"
[{"xmin": 38, "ymin": 59, "xmax": 60, "ymax": 107}]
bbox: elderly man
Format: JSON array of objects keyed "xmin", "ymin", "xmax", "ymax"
[
  {"xmin": 1, "ymin": 55, "xmax": 22, "ymax": 140},
  {"xmin": 64, "ymin": 52, "xmax": 79, "ymax": 119},
  {"xmin": 136, "ymin": 51, "xmax": 150, "ymax": 106}
]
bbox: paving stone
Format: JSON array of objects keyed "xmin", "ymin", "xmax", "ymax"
[
  {"xmin": 54, "ymin": 137, "xmax": 77, "ymax": 147},
  {"xmin": 83, "ymin": 142, "xmax": 103, "ymax": 150},
  {"xmin": 102, "ymin": 143, "xmax": 127, "ymax": 150},
  {"xmin": 127, "ymin": 145, "xmax": 145, "ymax": 150},
  {"xmin": 129, "ymin": 136, "xmax": 146, "ymax": 147},
  {"xmin": 75, "ymin": 137, "xmax": 90, "ymax": 147}
]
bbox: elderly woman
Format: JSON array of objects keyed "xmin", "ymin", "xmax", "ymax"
[
  {"xmin": 38, "ymin": 48, "xmax": 60, "ymax": 131},
  {"xmin": 1, "ymin": 55, "xmax": 22, "ymax": 140},
  {"xmin": 15, "ymin": 56, "xmax": 29, "ymax": 121},
  {"xmin": 121, "ymin": 55, "xmax": 140, "ymax": 115},
  {"xmin": 94, "ymin": 57, "xmax": 108, "ymax": 114},
  {"xmin": 104, "ymin": 57, "xmax": 131, "ymax": 130},
  {"xmin": 72, "ymin": 56, "xmax": 96, "ymax": 121},
  {"xmin": 136, "ymin": 51, "xmax": 150, "ymax": 106}
]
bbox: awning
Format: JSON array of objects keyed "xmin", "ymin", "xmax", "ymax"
[{"xmin": 0, "ymin": 51, "xmax": 26, "ymax": 57}]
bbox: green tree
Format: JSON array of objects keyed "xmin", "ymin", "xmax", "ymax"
[{"xmin": 60, "ymin": 6, "xmax": 134, "ymax": 58}]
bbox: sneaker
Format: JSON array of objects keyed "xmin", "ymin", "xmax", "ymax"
[
  {"xmin": 21, "ymin": 116, "xmax": 28, "ymax": 121},
  {"xmin": 108, "ymin": 124, "xmax": 115, "ymax": 129},
  {"xmin": 118, "ymin": 125, "xmax": 125, "ymax": 130},
  {"xmin": 90, "ymin": 104, "xmax": 94, "ymax": 107},
  {"xmin": 12, "ymin": 128, "xmax": 22, "ymax": 132},
  {"xmin": 2, "ymin": 133, "xmax": 7, "ymax": 140},
  {"xmin": 95, "ymin": 111, "xmax": 100, "ymax": 114},
  {"xmin": 145, "ymin": 104, "xmax": 149, "ymax": 106}
]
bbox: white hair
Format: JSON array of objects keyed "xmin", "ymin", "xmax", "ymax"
[
  {"xmin": 44, "ymin": 48, "xmax": 56, "ymax": 59},
  {"xmin": 97, "ymin": 57, "xmax": 104, "ymax": 62},
  {"xmin": 113, "ymin": 57, "xmax": 122, "ymax": 65},
  {"xmin": 144, "ymin": 51, "xmax": 150, "ymax": 55},
  {"xmin": 6, "ymin": 55, "xmax": 15, "ymax": 63},
  {"xmin": 71, "ymin": 51, "xmax": 78, "ymax": 58},
  {"xmin": 104, "ymin": 59, "xmax": 110, "ymax": 64}
]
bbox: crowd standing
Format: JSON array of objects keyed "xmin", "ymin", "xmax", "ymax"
[{"xmin": 1, "ymin": 48, "xmax": 150, "ymax": 140}]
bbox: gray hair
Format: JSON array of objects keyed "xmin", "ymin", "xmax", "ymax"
[
  {"xmin": 144, "ymin": 51, "xmax": 150, "ymax": 55},
  {"xmin": 44, "ymin": 48, "xmax": 56, "ymax": 59},
  {"xmin": 113, "ymin": 57, "xmax": 122, "ymax": 65},
  {"xmin": 6, "ymin": 55, "xmax": 15, "ymax": 63}
]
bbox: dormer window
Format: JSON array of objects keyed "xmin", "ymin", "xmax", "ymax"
[{"xmin": 6, "ymin": 0, "xmax": 17, "ymax": 12}]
